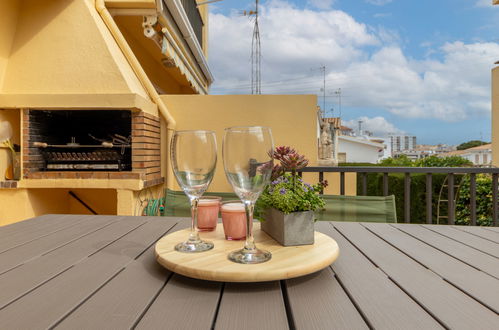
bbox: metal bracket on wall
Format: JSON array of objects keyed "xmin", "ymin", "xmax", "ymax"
[{"xmin": 142, "ymin": 15, "xmax": 159, "ymax": 38}]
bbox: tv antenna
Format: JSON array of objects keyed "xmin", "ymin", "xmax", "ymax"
[
  {"xmin": 311, "ymin": 65, "xmax": 326, "ymax": 115},
  {"xmin": 243, "ymin": 0, "xmax": 261, "ymax": 94},
  {"xmin": 334, "ymin": 88, "xmax": 342, "ymax": 117}
]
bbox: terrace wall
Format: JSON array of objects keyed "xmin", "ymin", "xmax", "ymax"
[{"xmin": 161, "ymin": 94, "xmax": 357, "ymax": 195}]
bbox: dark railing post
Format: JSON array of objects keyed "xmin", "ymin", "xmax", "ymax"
[
  {"xmin": 404, "ymin": 173, "xmax": 411, "ymax": 223},
  {"xmin": 470, "ymin": 173, "xmax": 476, "ymax": 226},
  {"xmin": 383, "ymin": 173, "xmax": 389, "ymax": 196},
  {"xmin": 340, "ymin": 172, "xmax": 345, "ymax": 195},
  {"xmin": 297, "ymin": 166, "xmax": 499, "ymax": 226},
  {"xmin": 448, "ymin": 173, "xmax": 455, "ymax": 225},
  {"xmin": 493, "ymin": 173, "xmax": 498, "ymax": 226},
  {"xmin": 361, "ymin": 173, "xmax": 367, "ymax": 196},
  {"xmin": 426, "ymin": 173, "xmax": 432, "ymax": 224},
  {"xmin": 319, "ymin": 172, "xmax": 324, "ymax": 194}
]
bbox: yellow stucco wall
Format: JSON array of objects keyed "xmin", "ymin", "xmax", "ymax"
[
  {"xmin": 105, "ymin": 0, "xmax": 157, "ymax": 8},
  {"xmin": 162, "ymin": 94, "xmax": 317, "ymax": 192},
  {"xmin": 68, "ymin": 189, "xmax": 117, "ymax": 215},
  {"xmin": 493, "ymin": 66, "xmax": 499, "ymax": 166},
  {"xmin": 160, "ymin": 94, "xmax": 355, "ymax": 195},
  {"xmin": 0, "ymin": 188, "xmax": 118, "ymax": 225},
  {"xmin": 196, "ymin": 0, "xmax": 209, "ymax": 58},
  {"xmin": 0, "ymin": 189, "xmax": 69, "ymax": 226},
  {"xmin": 1, "ymin": 0, "xmax": 147, "ymax": 99},
  {"xmin": 0, "ymin": 0, "xmax": 20, "ymax": 90}
]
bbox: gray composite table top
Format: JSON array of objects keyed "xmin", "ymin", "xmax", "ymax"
[{"xmin": 0, "ymin": 214, "xmax": 497, "ymax": 329}]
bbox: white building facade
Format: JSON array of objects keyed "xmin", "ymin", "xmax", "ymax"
[
  {"xmin": 460, "ymin": 144, "xmax": 492, "ymax": 166},
  {"xmin": 438, "ymin": 144, "xmax": 491, "ymax": 166},
  {"xmin": 338, "ymin": 135, "xmax": 385, "ymax": 163}
]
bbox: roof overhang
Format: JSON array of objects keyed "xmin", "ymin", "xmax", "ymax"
[
  {"xmin": 107, "ymin": 0, "xmax": 214, "ymax": 93},
  {"xmin": 339, "ymin": 135, "xmax": 384, "ymax": 148}
]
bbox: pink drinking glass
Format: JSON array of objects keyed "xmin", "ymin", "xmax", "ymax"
[
  {"xmin": 221, "ymin": 201, "xmax": 247, "ymax": 240},
  {"xmin": 197, "ymin": 196, "xmax": 221, "ymax": 231}
]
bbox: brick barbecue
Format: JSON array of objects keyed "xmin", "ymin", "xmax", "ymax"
[{"xmin": 23, "ymin": 109, "xmax": 162, "ymax": 187}]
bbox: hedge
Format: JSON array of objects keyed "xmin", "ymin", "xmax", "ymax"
[{"xmin": 358, "ymin": 172, "xmax": 450, "ymax": 223}]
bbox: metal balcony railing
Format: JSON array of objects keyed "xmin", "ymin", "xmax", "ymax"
[
  {"xmin": 298, "ymin": 166, "xmax": 499, "ymax": 226},
  {"xmin": 180, "ymin": 0, "xmax": 204, "ymax": 48}
]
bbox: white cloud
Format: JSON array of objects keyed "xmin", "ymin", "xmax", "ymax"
[
  {"xmin": 209, "ymin": 2, "xmax": 377, "ymax": 92},
  {"xmin": 343, "ymin": 116, "xmax": 404, "ymax": 136},
  {"xmin": 331, "ymin": 41, "xmax": 498, "ymax": 121},
  {"xmin": 475, "ymin": 0, "xmax": 493, "ymax": 8},
  {"xmin": 307, "ymin": 0, "xmax": 335, "ymax": 10},
  {"xmin": 365, "ymin": 0, "xmax": 393, "ymax": 6},
  {"xmin": 208, "ymin": 1, "xmax": 499, "ymax": 122}
]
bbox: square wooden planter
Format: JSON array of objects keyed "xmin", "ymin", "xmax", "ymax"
[{"xmin": 260, "ymin": 208, "xmax": 315, "ymax": 246}]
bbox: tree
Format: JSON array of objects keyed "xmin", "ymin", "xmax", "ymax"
[
  {"xmin": 379, "ymin": 155, "xmax": 413, "ymax": 166},
  {"xmin": 414, "ymin": 155, "xmax": 473, "ymax": 167},
  {"xmin": 456, "ymin": 140, "xmax": 488, "ymax": 150}
]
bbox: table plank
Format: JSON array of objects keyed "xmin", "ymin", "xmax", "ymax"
[
  {"xmin": 316, "ymin": 222, "xmax": 443, "ymax": 329},
  {"xmin": 364, "ymin": 223, "xmax": 499, "ymax": 313},
  {"xmin": 393, "ymin": 224, "xmax": 499, "ymax": 279},
  {"xmin": 0, "ymin": 214, "xmax": 70, "ymax": 236},
  {"xmin": 332, "ymin": 222, "xmax": 499, "ymax": 329},
  {"xmin": 136, "ymin": 274, "xmax": 222, "ymax": 330},
  {"xmin": 422, "ymin": 225, "xmax": 499, "ymax": 258},
  {"xmin": 0, "ymin": 214, "xmax": 85, "ymax": 252},
  {"xmin": 55, "ymin": 219, "xmax": 185, "ymax": 329},
  {"xmin": 285, "ymin": 267, "xmax": 369, "ymax": 330},
  {"xmin": 0, "ymin": 218, "xmax": 175, "ymax": 329},
  {"xmin": 0, "ymin": 217, "xmax": 143, "ymax": 308},
  {"xmin": 452, "ymin": 225, "xmax": 499, "ymax": 243},
  {"xmin": 486, "ymin": 227, "xmax": 499, "ymax": 233},
  {"xmin": 0, "ymin": 215, "xmax": 120, "ymax": 274},
  {"xmin": 215, "ymin": 282, "xmax": 289, "ymax": 330}
]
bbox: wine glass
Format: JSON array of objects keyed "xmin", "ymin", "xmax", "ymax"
[
  {"xmin": 223, "ymin": 126, "xmax": 274, "ymax": 264},
  {"xmin": 170, "ymin": 130, "xmax": 217, "ymax": 252}
]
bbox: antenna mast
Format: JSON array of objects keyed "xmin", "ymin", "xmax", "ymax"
[
  {"xmin": 320, "ymin": 65, "xmax": 326, "ymax": 115},
  {"xmin": 251, "ymin": 0, "xmax": 261, "ymax": 94}
]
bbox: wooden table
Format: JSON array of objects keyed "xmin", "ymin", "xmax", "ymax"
[{"xmin": 0, "ymin": 215, "xmax": 497, "ymax": 329}]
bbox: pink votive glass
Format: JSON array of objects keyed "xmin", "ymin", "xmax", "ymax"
[
  {"xmin": 197, "ymin": 196, "xmax": 221, "ymax": 231},
  {"xmin": 221, "ymin": 201, "xmax": 247, "ymax": 240}
]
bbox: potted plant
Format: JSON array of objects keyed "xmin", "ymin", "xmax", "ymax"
[{"xmin": 257, "ymin": 146, "xmax": 327, "ymax": 246}]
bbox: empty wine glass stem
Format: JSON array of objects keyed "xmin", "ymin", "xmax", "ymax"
[
  {"xmin": 243, "ymin": 201, "xmax": 256, "ymax": 251},
  {"xmin": 189, "ymin": 198, "xmax": 201, "ymax": 242}
]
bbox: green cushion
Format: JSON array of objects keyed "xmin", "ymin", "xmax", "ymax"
[
  {"xmin": 316, "ymin": 195, "xmax": 397, "ymax": 223},
  {"xmin": 164, "ymin": 190, "xmax": 397, "ymax": 223}
]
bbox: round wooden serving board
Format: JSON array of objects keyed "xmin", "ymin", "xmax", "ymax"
[{"xmin": 155, "ymin": 223, "xmax": 340, "ymax": 282}]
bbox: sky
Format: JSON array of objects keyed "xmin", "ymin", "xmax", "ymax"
[{"xmin": 205, "ymin": 0, "xmax": 499, "ymax": 145}]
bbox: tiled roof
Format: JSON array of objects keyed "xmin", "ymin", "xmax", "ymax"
[
  {"xmin": 466, "ymin": 143, "xmax": 491, "ymax": 151},
  {"xmin": 437, "ymin": 150, "xmax": 466, "ymax": 157}
]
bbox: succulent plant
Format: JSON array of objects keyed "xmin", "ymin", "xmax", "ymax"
[{"xmin": 280, "ymin": 152, "xmax": 309, "ymax": 172}]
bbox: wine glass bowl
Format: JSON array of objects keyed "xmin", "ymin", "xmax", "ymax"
[
  {"xmin": 223, "ymin": 126, "xmax": 274, "ymax": 264},
  {"xmin": 171, "ymin": 130, "xmax": 217, "ymax": 253}
]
